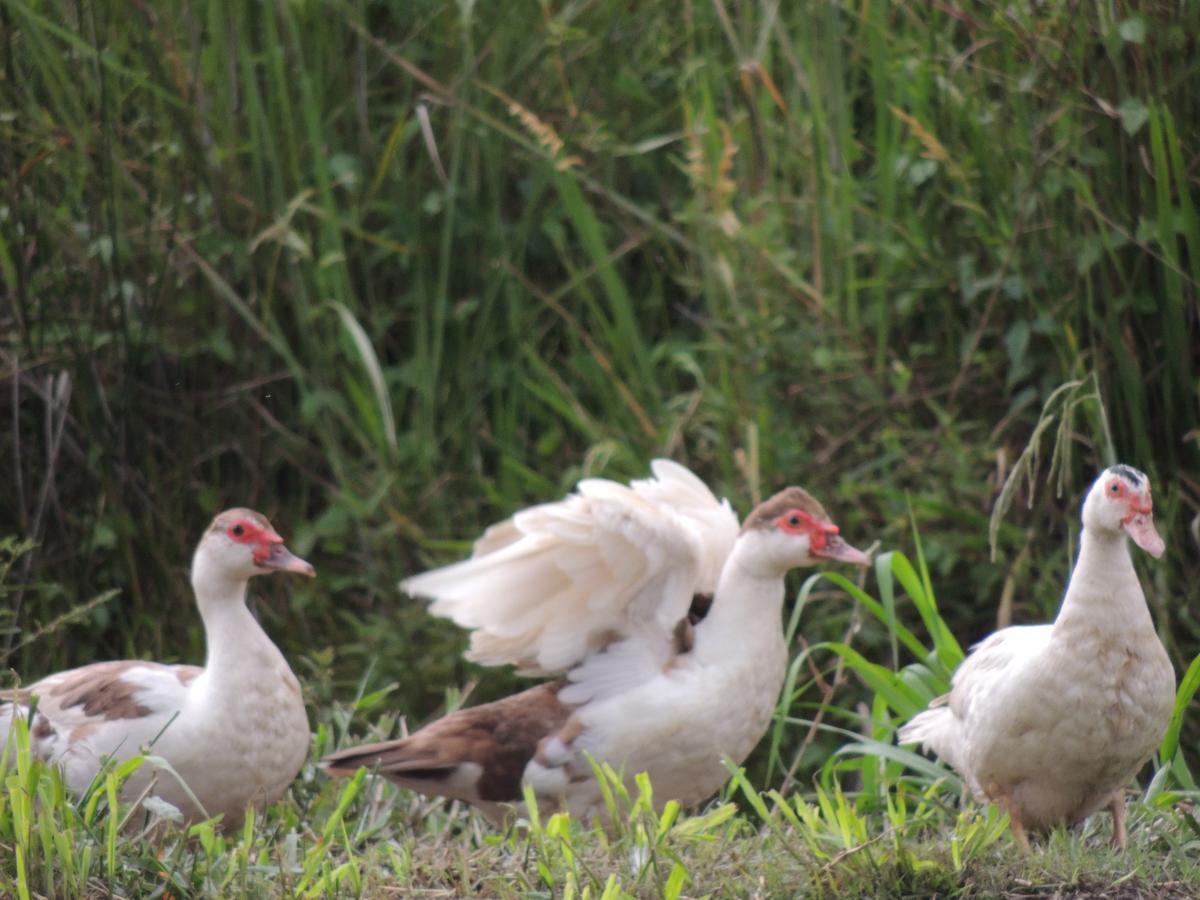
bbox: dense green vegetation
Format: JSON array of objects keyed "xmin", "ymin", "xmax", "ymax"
[{"xmin": 2, "ymin": 0, "xmax": 1198, "ymax": 895}]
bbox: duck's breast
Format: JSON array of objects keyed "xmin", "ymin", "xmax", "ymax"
[
  {"xmin": 965, "ymin": 626, "xmax": 1174, "ymax": 827},
  {"xmin": 569, "ymin": 632, "xmax": 788, "ymax": 812}
]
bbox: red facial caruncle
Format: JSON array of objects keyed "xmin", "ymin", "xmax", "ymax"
[
  {"xmin": 775, "ymin": 508, "xmax": 839, "ymax": 551},
  {"xmin": 1107, "ymin": 477, "xmax": 1152, "ymax": 524},
  {"xmin": 227, "ymin": 519, "xmax": 284, "ymax": 563}
]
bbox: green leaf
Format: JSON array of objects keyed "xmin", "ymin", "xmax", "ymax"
[
  {"xmin": 1118, "ymin": 17, "xmax": 1146, "ymax": 44},
  {"xmin": 1160, "ymin": 653, "xmax": 1200, "ymax": 763},
  {"xmin": 663, "ymin": 862, "xmax": 688, "ymax": 900},
  {"xmin": 819, "ymin": 641, "xmax": 928, "ymax": 718},
  {"xmin": 1118, "ymin": 98, "xmax": 1150, "ymax": 135},
  {"xmin": 836, "ymin": 739, "xmax": 961, "ymax": 788},
  {"xmin": 330, "ymin": 301, "xmax": 398, "ymax": 457}
]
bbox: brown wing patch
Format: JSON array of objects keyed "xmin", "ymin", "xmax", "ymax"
[
  {"xmin": 741, "ymin": 487, "xmax": 830, "ymax": 533},
  {"xmin": 670, "ymin": 617, "xmax": 695, "ymax": 656},
  {"xmin": 69, "ymin": 722, "xmax": 99, "ymax": 742},
  {"xmin": 322, "ymin": 682, "xmax": 571, "ymax": 803},
  {"xmin": 175, "ymin": 665, "xmax": 203, "ymax": 687},
  {"xmin": 31, "ymin": 714, "xmax": 56, "ymax": 741},
  {"xmin": 553, "ymin": 716, "xmax": 584, "ymax": 747},
  {"xmin": 664, "ymin": 593, "xmax": 716, "ymax": 665},
  {"xmin": 687, "ymin": 592, "xmax": 713, "ymax": 627},
  {"xmin": 42, "ymin": 660, "xmax": 176, "ymax": 721}
]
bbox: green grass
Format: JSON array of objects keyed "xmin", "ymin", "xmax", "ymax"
[
  {"xmin": 1, "ymin": 0, "xmax": 1199, "ymax": 895},
  {"xmin": 4, "ymin": 542, "xmax": 1200, "ymax": 897}
]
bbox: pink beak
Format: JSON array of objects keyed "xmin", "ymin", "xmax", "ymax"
[
  {"xmin": 256, "ymin": 542, "xmax": 316, "ymax": 577},
  {"xmin": 1122, "ymin": 513, "xmax": 1165, "ymax": 558},
  {"xmin": 812, "ymin": 534, "xmax": 871, "ymax": 567}
]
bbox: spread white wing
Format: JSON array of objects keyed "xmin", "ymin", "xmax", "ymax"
[{"xmin": 403, "ymin": 460, "xmax": 740, "ymax": 688}]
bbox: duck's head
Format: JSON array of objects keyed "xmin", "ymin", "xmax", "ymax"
[
  {"xmin": 1081, "ymin": 465, "xmax": 1164, "ymax": 557},
  {"xmin": 192, "ymin": 508, "xmax": 316, "ymax": 584},
  {"xmin": 738, "ymin": 486, "xmax": 870, "ymax": 576}
]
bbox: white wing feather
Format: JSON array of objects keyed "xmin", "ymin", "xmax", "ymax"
[
  {"xmin": 403, "ymin": 460, "xmax": 739, "ymax": 682},
  {"xmin": 0, "ymin": 662, "xmax": 197, "ymax": 793},
  {"xmin": 945, "ymin": 625, "xmax": 1053, "ymax": 720},
  {"xmin": 899, "ymin": 624, "xmax": 1052, "ymax": 785}
]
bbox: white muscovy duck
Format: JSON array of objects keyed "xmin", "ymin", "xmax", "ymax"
[
  {"xmin": 0, "ymin": 508, "xmax": 315, "ymax": 828},
  {"xmin": 322, "ymin": 459, "xmax": 869, "ymax": 824},
  {"xmin": 899, "ymin": 465, "xmax": 1175, "ymax": 849}
]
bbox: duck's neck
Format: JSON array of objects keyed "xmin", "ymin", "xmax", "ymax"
[
  {"xmin": 693, "ymin": 539, "xmax": 787, "ymax": 665},
  {"xmin": 1054, "ymin": 527, "xmax": 1153, "ymax": 634},
  {"xmin": 192, "ymin": 563, "xmax": 283, "ymax": 683}
]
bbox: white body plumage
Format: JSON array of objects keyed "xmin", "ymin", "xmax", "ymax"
[
  {"xmin": 0, "ymin": 509, "xmax": 314, "ymax": 828},
  {"xmin": 324, "ymin": 460, "xmax": 869, "ymax": 823},
  {"xmin": 900, "ymin": 466, "xmax": 1174, "ymax": 846}
]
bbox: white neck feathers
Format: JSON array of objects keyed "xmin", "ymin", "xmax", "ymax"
[
  {"xmin": 693, "ymin": 537, "xmax": 788, "ymax": 665},
  {"xmin": 1055, "ymin": 527, "xmax": 1154, "ymax": 633},
  {"xmin": 191, "ymin": 555, "xmax": 284, "ymax": 681}
]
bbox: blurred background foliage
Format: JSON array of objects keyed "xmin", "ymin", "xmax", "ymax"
[{"xmin": 1, "ymin": 0, "xmax": 1198, "ymax": 783}]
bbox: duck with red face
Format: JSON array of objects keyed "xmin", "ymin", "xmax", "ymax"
[
  {"xmin": 901, "ymin": 465, "xmax": 1175, "ymax": 850},
  {"xmin": 1098, "ymin": 464, "xmax": 1164, "ymax": 557},
  {"xmin": 322, "ymin": 460, "xmax": 869, "ymax": 825},
  {"xmin": 0, "ymin": 508, "xmax": 315, "ymax": 829}
]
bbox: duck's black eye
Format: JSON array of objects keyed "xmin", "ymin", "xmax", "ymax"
[
  {"xmin": 788, "ymin": 514, "xmax": 801, "ymax": 527},
  {"xmin": 1110, "ymin": 483, "xmax": 1120, "ymax": 493},
  {"xmin": 232, "ymin": 524, "xmax": 245, "ymax": 536}
]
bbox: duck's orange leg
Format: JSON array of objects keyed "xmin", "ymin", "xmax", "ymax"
[
  {"xmin": 995, "ymin": 791, "xmax": 1030, "ymax": 850},
  {"xmin": 1108, "ymin": 791, "xmax": 1127, "ymax": 851}
]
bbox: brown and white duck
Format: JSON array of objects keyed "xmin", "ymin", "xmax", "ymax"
[
  {"xmin": 900, "ymin": 465, "xmax": 1175, "ymax": 849},
  {"xmin": 0, "ymin": 509, "xmax": 315, "ymax": 828},
  {"xmin": 322, "ymin": 460, "xmax": 868, "ymax": 824}
]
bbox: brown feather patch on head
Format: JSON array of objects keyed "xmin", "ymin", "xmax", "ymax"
[
  {"xmin": 207, "ymin": 508, "xmax": 275, "ymax": 537},
  {"xmin": 740, "ymin": 486, "xmax": 830, "ymax": 533},
  {"xmin": 43, "ymin": 660, "xmax": 178, "ymax": 721}
]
